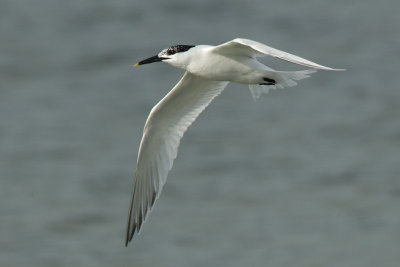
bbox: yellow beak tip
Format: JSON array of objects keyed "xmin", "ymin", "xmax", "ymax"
[{"xmin": 134, "ymin": 62, "xmax": 140, "ymax": 67}]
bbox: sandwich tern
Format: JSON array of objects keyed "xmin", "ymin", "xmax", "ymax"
[{"xmin": 126, "ymin": 38, "xmax": 344, "ymax": 245}]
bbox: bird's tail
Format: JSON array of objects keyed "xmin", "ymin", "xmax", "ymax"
[{"xmin": 248, "ymin": 69, "xmax": 316, "ymax": 101}]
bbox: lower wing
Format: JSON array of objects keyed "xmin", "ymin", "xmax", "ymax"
[{"xmin": 126, "ymin": 72, "xmax": 229, "ymax": 245}]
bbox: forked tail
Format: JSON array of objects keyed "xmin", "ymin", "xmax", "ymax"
[{"xmin": 249, "ymin": 69, "xmax": 316, "ymax": 101}]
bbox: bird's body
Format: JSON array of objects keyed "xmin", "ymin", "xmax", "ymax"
[
  {"xmin": 184, "ymin": 46, "xmax": 261, "ymax": 83},
  {"xmin": 126, "ymin": 38, "xmax": 344, "ymax": 245}
]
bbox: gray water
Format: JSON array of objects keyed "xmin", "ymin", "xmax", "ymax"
[{"xmin": 1, "ymin": 0, "xmax": 400, "ymax": 266}]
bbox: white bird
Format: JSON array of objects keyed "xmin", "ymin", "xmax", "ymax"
[{"xmin": 126, "ymin": 38, "xmax": 344, "ymax": 245}]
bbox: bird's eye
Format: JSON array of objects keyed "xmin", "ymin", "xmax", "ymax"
[{"xmin": 167, "ymin": 47, "xmax": 176, "ymax": 55}]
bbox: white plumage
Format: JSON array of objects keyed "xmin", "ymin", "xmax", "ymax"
[{"xmin": 126, "ymin": 38, "xmax": 344, "ymax": 245}]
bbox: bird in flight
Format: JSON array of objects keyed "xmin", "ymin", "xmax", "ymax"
[{"xmin": 125, "ymin": 38, "xmax": 344, "ymax": 246}]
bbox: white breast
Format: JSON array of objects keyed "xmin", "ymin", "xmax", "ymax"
[{"xmin": 187, "ymin": 46, "xmax": 265, "ymax": 84}]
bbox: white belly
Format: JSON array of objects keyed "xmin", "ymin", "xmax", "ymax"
[{"xmin": 187, "ymin": 52, "xmax": 266, "ymax": 84}]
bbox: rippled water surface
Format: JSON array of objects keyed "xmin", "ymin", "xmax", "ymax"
[{"xmin": 1, "ymin": 0, "xmax": 400, "ymax": 266}]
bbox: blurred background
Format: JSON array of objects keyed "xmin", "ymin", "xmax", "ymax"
[{"xmin": 1, "ymin": 0, "xmax": 399, "ymax": 266}]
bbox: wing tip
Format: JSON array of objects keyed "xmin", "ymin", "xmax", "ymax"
[
  {"xmin": 322, "ymin": 67, "xmax": 346, "ymax": 71},
  {"xmin": 125, "ymin": 221, "xmax": 136, "ymax": 246},
  {"xmin": 125, "ymin": 185, "xmax": 158, "ymax": 247}
]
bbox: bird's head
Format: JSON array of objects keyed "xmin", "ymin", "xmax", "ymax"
[{"xmin": 134, "ymin": 45, "xmax": 195, "ymax": 69}]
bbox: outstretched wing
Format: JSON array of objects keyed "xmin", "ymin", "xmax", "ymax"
[
  {"xmin": 126, "ymin": 72, "xmax": 229, "ymax": 245},
  {"xmin": 213, "ymin": 38, "xmax": 345, "ymax": 71}
]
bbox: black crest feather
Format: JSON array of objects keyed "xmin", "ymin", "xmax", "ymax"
[{"xmin": 166, "ymin": 45, "xmax": 195, "ymax": 55}]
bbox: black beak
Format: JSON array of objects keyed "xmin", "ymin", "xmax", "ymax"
[{"xmin": 134, "ymin": 55, "xmax": 168, "ymax": 66}]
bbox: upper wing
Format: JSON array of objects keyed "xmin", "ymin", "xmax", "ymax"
[
  {"xmin": 126, "ymin": 72, "xmax": 229, "ymax": 245},
  {"xmin": 213, "ymin": 38, "xmax": 345, "ymax": 71}
]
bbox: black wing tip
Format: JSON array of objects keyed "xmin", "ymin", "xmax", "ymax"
[
  {"xmin": 124, "ymin": 236, "xmax": 130, "ymax": 247},
  {"xmin": 125, "ymin": 222, "xmax": 137, "ymax": 247}
]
